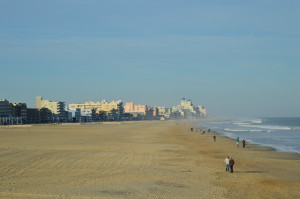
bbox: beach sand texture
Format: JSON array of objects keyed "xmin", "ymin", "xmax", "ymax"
[{"xmin": 0, "ymin": 121, "xmax": 299, "ymax": 199}]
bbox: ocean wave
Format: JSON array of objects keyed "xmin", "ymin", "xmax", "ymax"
[
  {"xmin": 233, "ymin": 122, "xmax": 251, "ymax": 125},
  {"xmin": 224, "ymin": 128, "xmax": 264, "ymax": 132},
  {"xmin": 259, "ymin": 144, "xmax": 300, "ymax": 154},
  {"xmin": 237, "ymin": 124, "xmax": 291, "ymax": 130},
  {"xmin": 237, "ymin": 119, "xmax": 262, "ymax": 124},
  {"xmin": 250, "ymin": 119, "xmax": 262, "ymax": 124},
  {"xmin": 200, "ymin": 118, "xmax": 300, "ymax": 154}
]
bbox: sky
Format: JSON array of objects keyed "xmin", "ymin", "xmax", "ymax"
[{"xmin": 1, "ymin": 0, "xmax": 299, "ymax": 117}]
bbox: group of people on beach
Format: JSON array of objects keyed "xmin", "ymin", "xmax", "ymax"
[
  {"xmin": 224, "ymin": 156, "xmax": 235, "ymax": 173},
  {"xmin": 190, "ymin": 127, "xmax": 208, "ymax": 134},
  {"xmin": 236, "ymin": 137, "xmax": 247, "ymax": 148},
  {"xmin": 189, "ymin": 127, "xmax": 246, "ymax": 174}
]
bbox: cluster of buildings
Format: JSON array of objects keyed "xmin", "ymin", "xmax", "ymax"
[{"xmin": 0, "ymin": 97, "xmax": 207, "ymax": 125}]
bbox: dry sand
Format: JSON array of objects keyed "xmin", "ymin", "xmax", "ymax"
[{"xmin": 0, "ymin": 121, "xmax": 299, "ymax": 199}]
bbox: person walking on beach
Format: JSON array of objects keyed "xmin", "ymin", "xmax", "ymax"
[
  {"xmin": 236, "ymin": 137, "xmax": 239, "ymax": 142},
  {"xmin": 213, "ymin": 135, "xmax": 216, "ymax": 142},
  {"xmin": 242, "ymin": 139, "xmax": 247, "ymax": 148},
  {"xmin": 224, "ymin": 156, "xmax": 230, "ymax": 171},
  {"xmin": 229, "ymin": 157, "xmax": 235, "ymax": 173}
]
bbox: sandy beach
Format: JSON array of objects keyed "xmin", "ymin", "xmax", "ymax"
[{"xmin": 0, "ymin": 121, "xmax": 299, "ymax": 199}]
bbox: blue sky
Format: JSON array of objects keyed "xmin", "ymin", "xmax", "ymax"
[{"xmin": 1, "ymin": 0, "xmax": 299, "ymax": 117}]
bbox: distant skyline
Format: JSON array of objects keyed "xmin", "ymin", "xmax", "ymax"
[{"xmin": 1, "ymin": 0, "xmax": 300, "ymax": 117}]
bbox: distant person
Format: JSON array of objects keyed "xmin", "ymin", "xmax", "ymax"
[
  {"xmin": 208, "ymin": 129, "xmax": 211, "ymax": 133},
  {"xmin": 242, "ymin": 139, "xmax": 247, "ymax": 148},
  {"xmin": 229, "ymin": 157, "xmax": 235, "ymax": 173},
  {"xmin": 224, "ymin": 156, "xmax": 230, "ymax": 171},
  {"xmin": 236, "ymin": 137, "xmax": 239, "ymax": 142},
  {"xmin": 213, "ymin": 135, "xmax": 216, "ymax": 142},
  {"xmin": 191, "ymin": 128, "xmax": 193, "ymax": 132}
]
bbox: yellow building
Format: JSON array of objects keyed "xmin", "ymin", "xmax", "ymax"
[
  {"xmin": 101, "ymin": 100, "xmax": 121, "ymax": 112},
  {"xmin": 68, "ymin": 100, "xmax": 123, "ymax": 113},
  {"xmin": 68, "ymin": 101, "xmax": 102, "ymax": 110},
  {"xmin": 124, "ymin": 102, "xmax": 147, "ymax": 115},
  {"xmin": 157, "ymin": 107, "xmax": 171, "ymax": 115},
  {"xmin": 36, "ymin": 96, "xmax": 65, "ymax": 115}
]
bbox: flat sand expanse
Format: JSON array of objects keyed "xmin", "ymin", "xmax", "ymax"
[{"xmin": 0, "ymin": 121, "xmax": 299, "ymax": 199}]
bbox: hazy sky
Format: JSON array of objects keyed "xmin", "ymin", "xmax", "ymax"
[{"xmin": 1, "ymin": 0, "xmax": 299, "ymax": 117}]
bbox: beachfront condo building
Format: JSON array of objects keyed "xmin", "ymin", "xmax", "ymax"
[
  {"xmin": 101, "ymin": 100, "xmax": 123, "ymax": 113},
  {"xmin": 68, "ymin": 100, "xmax": 123, "ymax": 113},
  {"xmin": 157, "ymin": 107, "xmax": 172, "ymax": 119},
  {"xmin": 172, "ymin": 98, "xmax": 196, "ymax": 118},
  {"xmin": 0, "ymin": 99, "xmax": 13, "ymax": 116},
  {"xmin": 124, "ymin": 102, "xmax": 147, "ymax": 115},
  {"xmin": 68, "ymin": 101, "xmax": 102, "ymax": 110},
  {"xmin": 198, "ymin": 106, "xmax": 207, "ymax": 117},
  {"xmin": 36, "ymin": 96, "xmax": 65, "ymax": 115},
  {"xmin": 0, "ymin": 99, "xmax": 28, "ymax": 124},
  {"xmin": 12, "ymin": 103, "xmax": 27, "ymax": 122},
  {"xmin": 147, "ymin": 107, "xmax": 158, "ymax": 117},
  {"xmin": 35, "ymin": 97, "xmax": 70, "ymax": 122},
  {"xmin": 180, "ymin": 98, "xmax": 195, "ymax": 111},
  {"xmin": 172, "ymin": 98, "xmax": 206, "ymax": 119}
]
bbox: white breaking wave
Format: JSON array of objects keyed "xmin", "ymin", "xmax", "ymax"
[
  {"xmin": 250, "ymin": 119, "xmax": 263, "ymax": 124},
  {"xmin": 199, "ymin": 117, "xmax": 300, "ymax": 154},
  {"xmin": 238, "ymin": 118, "xmax": 262, "ymax": 124},
  {"xmin": 224, "ymin": 128, "xmax": 264, "ymax": 132},
  {"xmin": 257, "ymin": 143, "xmax": 300, "ymax": 154},
  {"xmin": 233, "ymin": 122, "xmax": 251, "ymax": 125},
  {"xmin": 238, "ymin": 124, "xmax": 291, "ymax": 130}
]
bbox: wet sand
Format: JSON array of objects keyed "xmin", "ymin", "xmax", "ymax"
[{"xmin": 0, "ymin": 121, "xmax": 299, "ymax": 199}]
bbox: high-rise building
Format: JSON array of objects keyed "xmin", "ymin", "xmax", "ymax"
[
  {"xmin": 36, "ymin": 96, "xmax": 65, "ymax": 115},
  {"xmin": 36, "ymin": 96, "xmax": 42, "ymax": 109},
  {"xmin": 198, "ymin": 106, "xmax": 207, "ymax": 117},
  {"xmin": 26, "ymin": 108, "xmax": 40, "ymax": 124},
  {"xmin": 12, "ymin": 103, "xmax": 27, "ymax": 123},
  {"xmin": 172, "ymin": 98, "xmax": 206, "ymax": 119},
  {"xmin": 124, "ymin": 102, "xmax": 147, "ymax": 115},
  {"xmin": 35, "ymin": 96, "xmax": 69, "ymax": 122},
  {"xmin": 147, "ymin": 107, "xmax": 158, "ymax": 117},
  {"xmin": 0, "ymin": 99, "xmax": 13, "ymax": 116},
  {"xmin": 1, "ymin": 99, "xmax": 29, "ymax": 124},
  {"xmin": 157, "ymin": 107, "xmax": 172, "ymax": 119},
  {"xmin": 68, "ymin": 100, "xmax": 123, "ymax": 113}
]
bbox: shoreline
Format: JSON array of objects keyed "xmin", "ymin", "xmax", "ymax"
[
  {"xmin": 1, "ymin": 118, "xmax": 299, "ymax": 154},
  {"xmin": 191, "ymin": 118, "xmax": 300, "ymax": 155},
  {"xmin": 183, "ymin": 120, "xmax": 300, "ymax": 198}
]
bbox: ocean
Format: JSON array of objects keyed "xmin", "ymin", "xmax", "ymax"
[{"xmin": 198, "ymin": 117, "xmax": 300, "ymax": 154}]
